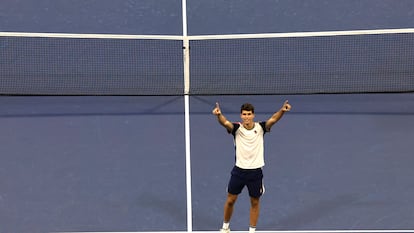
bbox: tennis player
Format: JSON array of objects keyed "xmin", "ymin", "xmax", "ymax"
[{"xmin": 212, "ymin": 101, "xmax": 291, "ymax": 233}]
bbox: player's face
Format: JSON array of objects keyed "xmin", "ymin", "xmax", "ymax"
[{"xmin": 240, "ymin": 110, "xmax": 255, "ymax": 128}]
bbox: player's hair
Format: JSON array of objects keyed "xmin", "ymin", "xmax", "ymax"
[{"xmin": 240, "ymin": 103, "xmax": 255, "ymax": 113}]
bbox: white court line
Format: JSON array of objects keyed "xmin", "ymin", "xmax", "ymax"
[{"xmin": 53, "ymin": 230, "xmax": 414, "ymax": 233}]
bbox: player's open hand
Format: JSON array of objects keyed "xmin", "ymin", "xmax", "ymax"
[
  {"xmin": 212, "ymin": 102, "xmax": 222, "ymax": 115},
  {"xmin": 282, "ymin": 100, "xmax": 291, "ymax": 112}
]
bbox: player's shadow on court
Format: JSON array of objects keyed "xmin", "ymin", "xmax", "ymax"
[{"xmin": 0, "ymin": 96, "xmax": 184, "ymax": 118}]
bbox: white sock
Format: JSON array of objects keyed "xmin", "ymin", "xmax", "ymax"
[
  {"xmin": 249, "ymin": 226, "xmax": 256, "ymax": 233},
  {"xmin": 222, "ymin": 222, "xmax": 230, "ymax": 229}
]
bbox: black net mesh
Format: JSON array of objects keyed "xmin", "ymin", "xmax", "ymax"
[
  {"xmin": 0, "ymin": 36, "xmax": 183, "ymax": 95},
  {"xmin": 1, "ymin": 32, "xmax": 413, "ymax": 95},
  {"xmin": 190, "ymin": 33, "xmax": 414, "ymax": 95}
]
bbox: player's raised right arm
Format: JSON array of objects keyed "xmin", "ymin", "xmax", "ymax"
[{"xmin": 212, "ymin": 102, "xmax": 233, "ymax": 133}]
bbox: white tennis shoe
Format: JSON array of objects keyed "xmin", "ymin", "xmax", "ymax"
[{"xmin": 220, "ymin": 228, "xmax": 230, "ymax": 233}]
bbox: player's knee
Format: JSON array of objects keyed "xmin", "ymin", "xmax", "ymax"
[
  {"xmin": 250, "ymin": 197, "xmax": 260, "ymax": 207},
  {"xmin": 226, "ymin": 194, "xmax": 238, "ymax": 206}
]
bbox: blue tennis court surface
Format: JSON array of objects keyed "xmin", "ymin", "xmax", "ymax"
[
  {"xmin": 0, "ymin": 96, "xmax": 187, "ymax": 232},
  {"xmin": 0, "ymin": 93, "xmax": 413, "ymax": 232},
  {"xmin": 1, "ymin": 1, "xmax": 414, "ymax": 232},
  {"xmin": 191, "ymin": 94, "xmax": 414, "ymax": 231}
]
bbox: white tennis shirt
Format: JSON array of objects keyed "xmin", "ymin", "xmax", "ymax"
[{"xmin": 231, "ymin": 122, "xmax": 267, "ymax": 169}]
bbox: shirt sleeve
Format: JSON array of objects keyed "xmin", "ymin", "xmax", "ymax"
[
  {"xmin": 231, "ymin": 122, "xmax": 241, "ymax": 135},
  {"xmin": 260, "ymin": 121, "xmax": 268, "ymax": 133}
]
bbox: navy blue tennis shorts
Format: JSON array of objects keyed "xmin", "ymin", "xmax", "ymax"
[{"xmin": 227, "ymin": 166, "xmax": 264, "ymax": 198}]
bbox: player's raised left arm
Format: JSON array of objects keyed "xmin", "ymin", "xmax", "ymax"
[{"xmin": 265, "ymin": 100, "xmax": 291, "ymax": 131}]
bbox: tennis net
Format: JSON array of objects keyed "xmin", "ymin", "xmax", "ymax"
[{"xmin": 1, "ymin": 29, "xmax": 413, "ymax": 95}]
